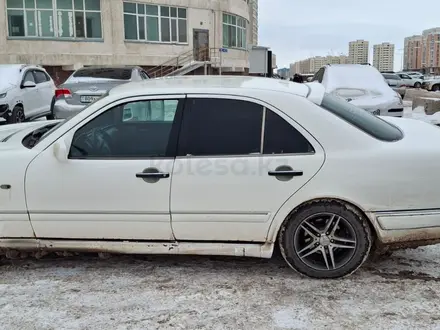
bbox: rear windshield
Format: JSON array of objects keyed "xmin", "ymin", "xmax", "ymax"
[
  {"xmin": 73, "ymin": 68, "xmax": 132, "ymax": 80},
  {"xmin": 320, "ymin": 93, "xmax": 403, "ymax": 142}
]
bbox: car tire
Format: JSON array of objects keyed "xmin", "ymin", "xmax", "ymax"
[
  {"xmin": 7, "ymin": 105, "xmax": 25, "ymax": 124},
  {"xmin": 279, "ymin": 200, "xmax": 373, "ymax": 279},
  {"xmin": 414, "ymin": 82, "xmax": 421, "ymax": 88},
  {"xmin": 46, "ymin": 97, "xmax": 56, "ymax": 120},
  {"xmin": 432, "ymin": 84, "xmax": 440, "ymax": 92}
]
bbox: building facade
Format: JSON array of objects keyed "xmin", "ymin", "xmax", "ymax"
[
  {"xmin": 248, "ymin": 0, "xmax": 258, "ymax": 46},
  {"xmin": 422, "ymin": 27, "xmax": 440, "ymax": 74},
  {"xmin": 404, "ymin": 35, "xmax": 423, "ymax": 71},
  {"xmin": 1, "ymin": 0, "xmax": 254, "ymax": 83},
  {"xmin": 290, "ymin": 54, "xmax": 350, "ymax": 74},
  {"xmin": 348, "ymin": 39, "xmax": 369, "ymax": 64},
  {"xmin": 373, "ymin": 42, "xmax": 394, "ymax": 72}
]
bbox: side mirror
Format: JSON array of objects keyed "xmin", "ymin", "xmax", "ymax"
[
  {"xmin": 53, "ymin": 138, "xmax": 69, "ymax": 162},
  {"xmin": 22, "ymin": 81, "xmax": 36, "ymax": 88}
]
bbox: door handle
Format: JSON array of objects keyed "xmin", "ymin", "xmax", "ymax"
[
  {"xmin": 136, "ymin": 172, "xmax": 170, "ymax": 179},
  {"xmin": 268, "ymin": 170, "xmax": 303, "ymax": 177}
]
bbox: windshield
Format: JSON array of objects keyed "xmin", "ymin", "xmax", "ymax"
[{"xmin": 320, "ymin": 93, "xmax": 403, "ymax": 142}]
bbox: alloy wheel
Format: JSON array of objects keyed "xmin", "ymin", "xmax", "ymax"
[
  {"xmin": 15, "ymin": 110, "xmax": 25, "ymax": 123},
  {"xmin": 293, "ymin": 213, "xmax": 357, "ymax": 271}
]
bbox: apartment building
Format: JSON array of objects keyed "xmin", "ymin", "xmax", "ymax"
[
  {"xmin": 422, "ymin": 27, "xmax": 440, "ymax": 74},
  {"xmin": 1, "ymin": 0, "xmax": 254, "ymax": 83},
  {"xmin": 290, "ymin": 54, "xmax": 349, "ymax": 74},
  {"xmin": 373, "ymin": 42, "xmax": 395, "ymax": 72},
  {"xmin": 348, "ymin": 40, "xmax": 369, "ymax": 64},
  {"xmin": 404, "ymin": 35, "xmax": 423, "ymax": 71},
  {"xmin": 248, "ymin": 0, "xmax": 258, "ymax": 46}
]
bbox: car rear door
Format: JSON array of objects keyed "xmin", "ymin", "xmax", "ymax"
[{"xmin": 170, "ymin": 95, "xmax": 325, "ymax": 242}]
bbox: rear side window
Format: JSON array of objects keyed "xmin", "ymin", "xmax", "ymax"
[
  {"xmin": 264, "ymin": 110, "xmax": 314, "ymax": 154},
  {"xmin": 73, "ymin": 68, "xmax": 132, "ymax": 80},
  {"xmin": 320, "ymin": 93, "xmax": 403, "ymax": 141},
  {"xmin": 178, "ymin": 98, "xmax": 263, "ymax": 156},
  {"xmin": 383, "ymin": 74, "xmax": 400, "ymax": 80}
]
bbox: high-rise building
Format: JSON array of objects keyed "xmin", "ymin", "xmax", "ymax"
[
  {"xmin": 373, "ymin": 42, "xmax": 395, "ymax": 72},
  {"xmin": 422, "ymin": 27, "xmax": 440, "ymax": 74},
  {"xmin": 348, "ymin": 40, "xmax": 369, "ymax": 64},
  {"xmin": 404, "ymin": 35, "xmax": 423, "ymax": 71},
  {"xmin": 248, "ymin": 0, "xmax": 258, "ymax": 46}
]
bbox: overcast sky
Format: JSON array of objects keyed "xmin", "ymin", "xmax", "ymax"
[{"xmin": 258, "ymin": 0, "xmax": 439, "ymax": 71}]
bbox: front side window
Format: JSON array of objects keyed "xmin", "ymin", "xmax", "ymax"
[
  {"xmin": 69, "ymin": 99, "xmax": 181, "ymax": 158},
  {"xmin": 6, "ymin": 0, "xmax": 102, "ymax": 39},
  {"xmin": 23, "ymin": 70, "xmax": 36, "ymax": 83},
  {"xmin": 222, "ymin": 13, "xmax": 247, "ymax": 49},
  {"xmin": 320, "ymin": 93, "xmax": 403, "ymax": 142},
  {"xmin": 178, "ymin": 98, "xmax": 262, "ymax": 156},
  {"xmin": 33, "ymin": 70, "xmax": 50, "ymax": 83},
  {"xmin": 123, "ymin": 2, "xmax": 187, "ymax": 43}
]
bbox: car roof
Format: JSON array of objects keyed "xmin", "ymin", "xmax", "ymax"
[
  {"xmin": 109, "ymin": 75, "xmax": 313, "ymax": 99},
  {"xmin": 76, "ymin": 65, "xmax": 139, "ymax": 71}
]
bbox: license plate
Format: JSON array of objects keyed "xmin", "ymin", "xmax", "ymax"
[{"xmin": 80, "ymin": 95, "xmax": 100, "ymax": 103}]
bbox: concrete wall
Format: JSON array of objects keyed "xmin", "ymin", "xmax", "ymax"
[{"xmin": 0, "ymin": 0, "xmax": 250, "ymax": 69}]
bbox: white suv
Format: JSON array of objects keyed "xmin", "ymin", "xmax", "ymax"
[{"xmin": 0, "ymin": 64, "xmax": 56, "ymax": 124}]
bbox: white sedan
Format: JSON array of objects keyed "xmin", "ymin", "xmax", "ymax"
[{"xmin": 0, "ymin": 76, "xmax": 439, "ymax": 279}]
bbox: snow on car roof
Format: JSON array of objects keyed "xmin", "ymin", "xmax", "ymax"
[
  {"xmin": 109, "ymin": 75, "xmax": 312, "ymax": 99},
  {"xmin": 323, "ymin": 64, "xmax": 392, "ymax": 94}
]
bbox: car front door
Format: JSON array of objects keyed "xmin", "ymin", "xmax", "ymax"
[
  {"xmin": 25, "ymin": 95, "xmax": 184, "ymax": 240},
  {"xmin": 20, "ymin": 70, "xmax": 41, "ymax": 118},
  {"xmin": 170, "ymin": 96, "xmax": 325, "ymax": 242}
]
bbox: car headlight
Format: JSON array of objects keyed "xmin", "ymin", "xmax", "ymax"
[{"xmin": 0, "ymin": 92, "xmax": 6, "ymax": 99}]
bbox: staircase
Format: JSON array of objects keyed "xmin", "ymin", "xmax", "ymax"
[{"xmin": 147, "ymin": 47, "xmax": 221, "ymax": 78}]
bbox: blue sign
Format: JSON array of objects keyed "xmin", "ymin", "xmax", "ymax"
[{"xmin": 219, "ymin": 48, "xmax": 228, "ymax": 53}]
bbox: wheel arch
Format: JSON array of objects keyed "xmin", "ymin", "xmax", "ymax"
[{"xmin": 266, "ymin": 196, "xmax": 377, "ymax": 245}]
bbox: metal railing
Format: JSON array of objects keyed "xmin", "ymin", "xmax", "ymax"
[{"xmin": 147, "ymin": 47, "xmax": 221, "ymax": 78}]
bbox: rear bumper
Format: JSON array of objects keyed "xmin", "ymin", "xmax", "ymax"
[
  {"xmin": 53, "ymin": 99, "xmax": 85, "ymax": 119},
  {"xmin": 369, "ymin": 209, "xmax": 440, "ymax": 248}
]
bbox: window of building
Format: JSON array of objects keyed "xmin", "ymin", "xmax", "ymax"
[
  {"xmin": 222, "ymin": 13, "xmax": 247, "ymax": 49},
  {"xmin": 123, "ymin": 2, "xmax": 187, "ymax": 43},
  {"xmin": 178, "ymin": 98, "xmax": 263, "ymax": 156},
  {"xmin": 6, "ymin": 0, "xmax": 102, "ymax": 39},
  {"xmin": 69, "ymin": 99, "xmax": 181, "ymax": 158}
]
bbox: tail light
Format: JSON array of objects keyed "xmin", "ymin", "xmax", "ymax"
[{"xmin": 55, "ymin": 88, "xmax": 71, "ymax": 98}]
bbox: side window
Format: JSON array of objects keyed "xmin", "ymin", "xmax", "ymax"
[
  {"xmin": 23, "ymin": 71, "xmax": 35, "ymax": 83},
  {"xmin": 69, "ymin": 99, "xmax": 181, "ymax": 159},
  {"xmin": 123, "ymin": 100, "xmax": 177, "ymax": 122},
  {"xmin": 34, "ymin": 70, "xmax": 50, "ymax": 84},
  {"xmin": 179, "ymin": 98, "xmax": 263, "ymax": 156},
  {"xmin": 264, "ymin": 110, "xmax": 314, "ymax": 154},
  {"xmin": 140, "ymin": 71, "xmax": 150, "ymax": 80}
]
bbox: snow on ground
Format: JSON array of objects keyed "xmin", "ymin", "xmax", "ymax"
[{"xmin": 1, "ymin": 246, "xmax": 440, "ymax": 330}]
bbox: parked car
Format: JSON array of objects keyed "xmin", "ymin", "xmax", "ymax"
[
  {"xmin": 382, "ymin": 73, "xmax": 406, "ymax": 98},
  {"xmin": 2, "ymin": 76, "xmax": 440, "ymax": 279},
  {"xmin": 52, "ymin": 65, "xmax": 150, "ymax": 119},
  {"xmin": 397, "ymin": 71, "xmax": 425, "ymax": 80},
  {"xmin": 422, "ymin": 78, "xmax": 440, "ymax": 92},
  {"xmin": 395, "ymin": 73, "xmax": 423, "ymax": 88},
  {"xmin": 312, "ymin": 64, "xmax": 403, "ymax": 117},
  {"xmin": 0, "ymin": 64, "xmax": 56, "ymax": 124}
]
